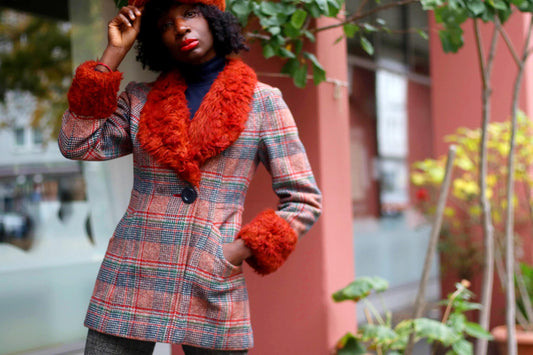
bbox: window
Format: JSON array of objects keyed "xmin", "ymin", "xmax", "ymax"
[
  {"xmin": 32, "ymin": 127, "xmax": 43, "ymax": 145},
  {"xmin": 13, "ymin": 127, "xmax": 24, "ymax": 147},
  {"xmin": 0, "ymin": 2, "xmax": 138, "ymax": 354},
  {"xmin": 346, "ymin": 0, "xmax": 439, "ymax": 307}
]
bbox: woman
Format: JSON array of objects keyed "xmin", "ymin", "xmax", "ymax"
[{"xmin": 59, "ymin": 0, "xmax": 322, "ymax": 353}]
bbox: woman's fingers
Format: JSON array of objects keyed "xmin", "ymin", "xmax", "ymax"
[
  {"xmin": 117, "ymin": 13, "xmax": 132, "ymax": 27},
  {"xmin": 113, "ymin": 6, "xmax": 142, "ymax": 28},
  {"xmin": 108, "ymin": 5, "xmax": 142, "ymax": 48}
]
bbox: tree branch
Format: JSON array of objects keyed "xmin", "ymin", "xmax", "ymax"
[
  {"xmin": 495, "ymin": 17, "xmax": 521, "ymax": 66},
  {"xmin": 503, "ymin": 13, "xmax": 533, "ymax": 355},
  {"xmin": 405, "ymin": 145, "xmax": 457, "ymax": 355},
  {"xmin": 475, "ymin": 19, "xmax": 498, "ymax": 355},
  {"xmin": 313, "ymin": 0, "xmax": 421, "ymax": 33},
  {"xmin": 245, "ymin": 32, "xmax": 271, "ymax": 41}
]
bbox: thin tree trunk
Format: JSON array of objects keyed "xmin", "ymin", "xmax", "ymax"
[
  {"xmin": 474, "ymin": 20, "xmax": 498, "ymax": 355},
  {"xmin": 499, "ymin": 16, "xmax": 533, "ymax": 355},
  {"xmin": 405, "ymin": 145, "xmax": 457, "ymax": 355}
]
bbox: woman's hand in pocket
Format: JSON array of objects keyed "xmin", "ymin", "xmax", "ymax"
[{"xmin": 222, "ymin": 239, "xmax": 252, "ymax": 267}]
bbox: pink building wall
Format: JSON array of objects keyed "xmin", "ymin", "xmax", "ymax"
[
  {"xmin": 172, "ymin": 18, "xmax": 355, "ymax": 355},
  {"xmin": 429, "ymin": 14, "xmax": 531, "ymax": 156}
]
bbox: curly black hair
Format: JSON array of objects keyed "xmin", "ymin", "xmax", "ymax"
[{"xmin": 136, "ymin": 0, "xmax": 248, "ymax": 72}]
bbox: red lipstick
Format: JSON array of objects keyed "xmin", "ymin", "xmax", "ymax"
[{"xmin": 181, "ymin": 39, "xmax": 199, "ymax": 51}]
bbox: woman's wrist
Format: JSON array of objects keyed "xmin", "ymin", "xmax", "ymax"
[
  {"xmin": 233, "ymin": 238, "xmax": 253, "ymax": 259},
  {"xmin": 97, "ymin": 46, "xmax": 128, "ymax": 72}
]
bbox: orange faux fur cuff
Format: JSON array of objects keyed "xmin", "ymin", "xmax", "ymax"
[
  {"xmin": 67, "ymin": 61, "xmax": 123, "ymax": 119},
  {"xmin": 237, "ymin": 209, "xmax": 298, "ymax": 275}
]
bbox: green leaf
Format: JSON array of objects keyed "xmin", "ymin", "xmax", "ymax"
[
  {"xmin": 303, "ymin": 30, "xmax": 316, "ymax": 42},
  {"xmin": 283, "ymin": 23, "xmax": 301, "ymax": 38},
  {"xmin": 291, "ymin": 9, "xmax": 307, "ymax": 29},
  {"xmin": 465, "ymin": 0, "xmax": 486, "ymax": 16},
  {"xmin": 271, "ymin": 34, "xmax": 286, "ymax": 46},
  {"xmin": 303, "ymin": 52, "xmax": 324, "ymax": 71},
  {"xmin": 268, "ymin": 26, "xmax": 281, "ymax": 36},
  {"xmin": 417, "ymin": 29, "xmax": 429, "ymax": 40},
  {"xmin": 332, "ymin": 277, "xmax": 389, "ymax": 302},
  {"xmin": 304, "ymin": 52, "xmax": 326, "ymax": 84},
  {"xmin": 336, "ymin": 332, "xmax": 367, "ymax": 355},
  {"xmin": 343, "ymin": 23, "xmax": 359, "ymax": 38},
  {"xmin": 421, "ymin": 0, "xmax": 446, "ymax": 10},
  {"xmin": 311, "ymin": 63, "xmax": 326, "ymax": 85},
  {"xmin": 362, "ymin": 23, "xmax": 378, "ymax": 32},
  {"xmin": 279, "ymin": 47, "xmax": 296, "ymax": 58},
  {"xmin": 497, "ymin": 7, "xmax": 513, "ymax": 23},
  {"xmin": 315, "ymin": 0, "xmax": 330, "ymax": 13},
  {"xmin": 448, "ymin": 313, "xmax": 466, "ymax": 334},
  {"xmin": 452, "ymin": 339, "xmax": 473, "ymax": 355},
  {"xmin": 438, "ymin": 27, "xmax": 464, "ymax": 53},
  {"xmin": 260, "ymin": 1, "xmax": 279, "ymax": 15},
  {"xmin": 360, "ymin": 324, "xmax": 398, "ymax": 343},
  {"xmin": 229, "ymin": 1, "xmax": 252, "ymax": 25},
  {"xmin": 262, "ymin": 43, "xmax": 276, "ymax": 59},
  {"xmin": 306, "ymin": 2, "xmax": 323, "ymax": 17},
  {"xmin": 464, "ymin": 322, "xmax": 493, "ymax": 340},
  {"xmin": 334, "ymin": 35, "xmax": 344, "ymax": 44},
  {"xmin": 293, "ymin": 63, "xmax": 308, "ymax": 88},
  {"xmin": 114, "ymin": 0, "xmax": 128, "ymax": 8},
  {"xmin": 413, "ymin": 318, "xmax": 458, "ymax": 345},
  {"xmin": 451, "ymin": 301, "xmax": 483, "ymax": 313},
  {"xmin": 360, "ymin": 36, "xmax": 374, "ymax": 55},
  {"xmin": 516, "ymin": 0, "xmax": 533, "ymax": 12},
  {"xmin": 281, "ymin": 58, "xmax": 299, "ymax": 75},
  {"xmin": 327, "ymin": 0, "xmax": 342, "ymax": 16},
  {"xmin": 293, "ymin": 39, "xmax": 303, "ymax": 55},
  {"xmin": 489, "ymin": 0, "xmax": 509, "ymax": 11}
]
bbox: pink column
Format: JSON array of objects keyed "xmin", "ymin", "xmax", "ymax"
[{"xmin": 172, "ymin": 17, "xmax": 355, "ymax": 355}]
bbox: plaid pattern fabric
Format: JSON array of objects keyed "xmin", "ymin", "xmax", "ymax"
[{"xmin": 58, "ymin": 79, "xmax": 321, "ymax": 350}]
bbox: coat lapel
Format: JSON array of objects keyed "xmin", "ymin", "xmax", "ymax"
[{"xmin": 137, "ymin": 59, "xmax": 257, "ymax": 186}]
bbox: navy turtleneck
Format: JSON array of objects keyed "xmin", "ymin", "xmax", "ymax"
[{"xmin": 180, "ymin": 56, "xmax": 226, "ymax": 119}]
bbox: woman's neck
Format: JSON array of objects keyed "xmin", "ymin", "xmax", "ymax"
[{"xmin": 180, "ymin": 56, "xmax": 226, "ymax": 85}]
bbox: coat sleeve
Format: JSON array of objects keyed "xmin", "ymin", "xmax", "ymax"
[
  {"xmin": 58, "ymin": 61, "xmax": 133, "ymax": 161},
  {"xmin": 237, "ymin": 87, "xmax": 322, "ymax": 275}
]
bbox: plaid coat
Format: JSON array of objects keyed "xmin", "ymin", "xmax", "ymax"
[{"xmin": 59, "ymin": 59, "xmax": 321, "ymax": 350}]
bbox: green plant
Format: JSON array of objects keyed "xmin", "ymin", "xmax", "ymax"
[
  {"xmin": 411, "ymin": 115, "xmax": 533, "ymax": 280},
  {"xmin": 333, "ymin": 277, "xmax": 492, "ymax": 354}
]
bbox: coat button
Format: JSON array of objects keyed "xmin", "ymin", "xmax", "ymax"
[{"xmin": 180, "ymin": 187, "xmax": 197, "ymax": 204}]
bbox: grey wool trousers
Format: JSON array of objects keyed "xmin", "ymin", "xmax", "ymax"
[{"xmin": 84, "ymin": 329, "xmax": 248, "ymax": 355}]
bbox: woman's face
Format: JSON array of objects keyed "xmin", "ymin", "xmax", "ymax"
[{"xmin": 158, "ymin": 3, "xmax": 216, "ymax": 66}]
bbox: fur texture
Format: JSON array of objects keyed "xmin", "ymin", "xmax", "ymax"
[
  {"xmin": 237, "ymin": 209, "xmax": 298, "ymax": 275},
  {"xmin": 129, "ymin": 0, "xmax": 226, "ymax": 11},
  {"xmin": 67, "ymin": 61, "xmax": 123, "ymax": 119},
  {"xmin": 136, "ymin": 58, "xmax": 257, "ymax": 186}
]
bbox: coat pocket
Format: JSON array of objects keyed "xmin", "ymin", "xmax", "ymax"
[
  {"xmin": 193, "ymin": 224, "xmax": 242, "ymax": 281},
  {"xmin": 185, "ymin": 224, "xmax": 248, "ymax": 325}
]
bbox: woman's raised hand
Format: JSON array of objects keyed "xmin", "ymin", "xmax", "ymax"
[
  {"xmin": 108, "ymin": 6, "xmax": 142, "ymax": 52},
  {"xmin": 97, "ymin": 6, "xmax": 142, "ymax": 72}
]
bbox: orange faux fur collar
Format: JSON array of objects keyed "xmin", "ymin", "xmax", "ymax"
[{"xmin": 137, "ymin": 58, "xmax": 257, "ymax": 186}]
